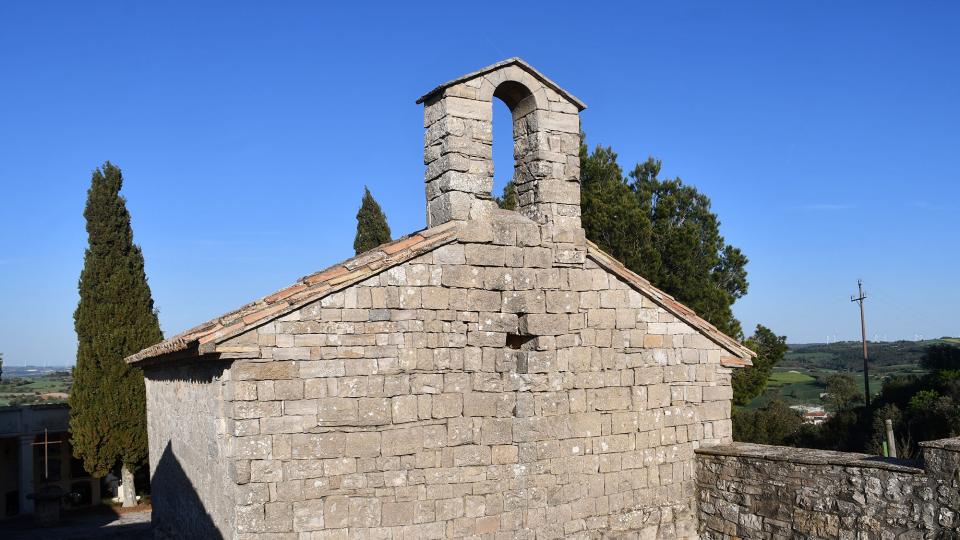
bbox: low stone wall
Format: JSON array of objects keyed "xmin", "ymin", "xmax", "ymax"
[{"xmin": 695, "ymin": 439, "xmax": 960, "ymax": 538}]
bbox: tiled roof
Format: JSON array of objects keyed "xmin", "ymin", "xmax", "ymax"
[
  {"xmin": 127, "ymin": 224, "xmax": 754, "ymax": 367},
  {"xmin": 586, "ymin": 242, "xmax": 755, "ymax": 365},
  {"xmin": 125, "ymin": 222, "xmax": 460, "ymax": 365}
]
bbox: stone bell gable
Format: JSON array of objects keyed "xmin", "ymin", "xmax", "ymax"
[
  {"xmin": 128, "ymin": 59, "xmax": 755, "ymax": 539},
  {"xmin": 418, "ymin": 58, "xmax": 585, "ymax": 237}
]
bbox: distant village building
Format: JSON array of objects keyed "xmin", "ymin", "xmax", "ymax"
[
  {"xmin": 127, "ymin": 58, "xmax": 755, "ymax": 538},
  {"xmin": 790, "ymin": 404, "xmax": 829, "ymax": 425},
  {"xmin": 803, "ymin": 410, "xmax": 828, "ymax": 425},
  {"xmin": 791, "ymin": 405, "xmax": 829, "ymax": 425},
  {"xmin": 0, "ymin": 403, "xmax": 100, "ymax": 519}
]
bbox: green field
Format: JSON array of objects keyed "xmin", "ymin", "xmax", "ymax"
[
  {"xmin": 0, "ymin": 372, "xmax": 72, "ymax": 407},
  {"xmin": 767, "ymin": 371, "xmax": 816, "ymax": 386},
  {"xmin": 747, "ymin": 368, "xmax": 825, "ymax": 409},
  {"xmin": 745, "ymin": 338, "xmax": 959, "ymax": 410}
]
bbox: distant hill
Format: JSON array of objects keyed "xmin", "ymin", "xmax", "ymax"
[
  {"xmin": 3, "ymin": 365, "xmax": 73, "ymax": 378},
  {"xmin": 782, "ymin": 338, "xmax": 957, "ymax": 373},
  {"xmin": 744, "ymin": 337, "xmax": 958, "ymax": 410}
]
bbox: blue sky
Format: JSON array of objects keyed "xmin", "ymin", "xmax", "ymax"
[{"xmin": 1, "ymin": 2, "xmax": 957, "ymax": 365}]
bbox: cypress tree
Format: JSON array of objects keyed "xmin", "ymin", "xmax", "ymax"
[
  {"xmin": 69, "ymin": 162, "xmax": 162, "ymax": 507},
  {"xmin": 353, "ymin": 187, "xmax": 391, "ymax": 254}
]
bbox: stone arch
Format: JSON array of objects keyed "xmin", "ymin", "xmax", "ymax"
[{"xmin": 489, "ymin": 79, "xmax": 544, "ymax": 217}]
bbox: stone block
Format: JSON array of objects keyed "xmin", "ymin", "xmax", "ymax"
[
  {"xmin": 492, "ymin": 444, "xmax": 519, "ymax": 464},
  {"xmin": 316, "ymin": 398, "xmax": 358, "ymax": 425},
  {"xmin": 440, "ymin": 265, "xmax": 483, "ymax": 288},
  {"xmin": 433, "ymin": 244, "xmax": 467, "ymax": 264},
  {"xmin": 391, "ymin": 395, "xmax": 419, "ymax": 423},
  {"xmin": 453, "ymin": 445, "xmax": 491, "ymax": 466},
  {"xmin": 349, "ymin": 497, "xmax": 382, "ymax": 528},
  {"xmin": 432, "ymin": 393, "xmax": 463, "ymax": 418},
  {"xmin": 465, "ymin": 244, "xmax": 505, "ymax": 266},
  {"xmin": 545, "ymin": 290, "xmax": 579, "ymax": 313},
  {"xmin": 381, "ymin": 501, "xmax": 416, "ymax": 526},
  {"xmin": 358, "ymin": 398, "xmax": 391, "ymax": 425},
  {"xmin": 421, "ymin": 287, "xmax": 450, "ymax": 310},
  {"xmin": 292, "ymin": 499, "xmax": 325, "ymax": 532},
  {"xmin": 476, "ymin": 312, "xmax": 519, "ymax": 333},
  {"xmin": 298, "ymin": 360, "xmax": 345, "ymax": 378},
  {"xmin": 519, "ymin": 313, "xmax": 569, "ymax": 335},
  {"xmin": 702, "ymin": 385, "xmax": 732, "ymax": 401},
  {"xmin": 235, "ymin": 436, "xmax": 273, "ymax": 459},
  {"xmin": 648, "ymin": 384, "xmax": 671, "ymax": 409},
  {"xmin": 501, "ymin": 290, "xmax": 546, "ymax": 314},
  {"xmin": 290, "ymin": 433, "xmax": 345, "ymax": 459},
  {"xmin": 235, "ymin": 361, "xmax": 297, "ymax": 381},
  {"xmin": 381, "ymin": 426, "xmax": 423, "ymax": 456},
  {"xmin": 481, "ymin": 418, "xmax": 513, "ymax": 445},
  {"xmin": 344, "ymin": 432, "xmax": 381, "ymax": 458}
]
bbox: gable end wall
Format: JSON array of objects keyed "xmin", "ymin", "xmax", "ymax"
[{"xmin": 217, "ymin": 221, "xmax": 733, "ymax": 539}]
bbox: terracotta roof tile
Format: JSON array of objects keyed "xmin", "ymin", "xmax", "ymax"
[
  {"xmin": 265, "ymin": 283, "xmax": 307, "ymax": 303},
  {"xmin": 241, "ymin": 302, "xmax": 289, "ymax": 325},
  {"xmin": 198, "ymin": 321, "xmax": 244, "ymax": 345},
  {"xmin": 304, "ymin": 265, "xmax": 349, "ymax": 285},
  {"xmin": 382, "ymin": 234, "xmax": 425, "ymax": 255}
]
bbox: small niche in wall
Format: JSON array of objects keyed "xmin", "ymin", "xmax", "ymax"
[
  {"xmin": 506, "ymin": 333, "xmax": 535, "ymax": 374},
  {"xmin": 506, "ymin": 333, "xmax": 534, "ymax": 350}
]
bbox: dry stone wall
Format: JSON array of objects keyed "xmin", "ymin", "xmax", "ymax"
[
  {"xmin": 696, "ymin": 440, "xmax": 960, "ymax": 538},
  {"xmin": 218, "ymin": 217, "xmax": 733, "ymax": 539}
]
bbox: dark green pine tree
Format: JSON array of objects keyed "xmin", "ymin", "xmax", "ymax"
[
  {"xmin": 579, "ymin": 133, "xmax": 750, "ymax": 339},
  {"xmin": 732, "ymin": 325, "xmax": 789, "ymax": 405},
  {"xmin": 495, "ymin": 180, "xmax": 517, "ymax": 211},
  {"xmin": 70, "ymin": 162, "xmax": 162, "ymax": 507},
  {"xmin": 353, "ymin": 187, "xmax": 391, "ymax": 254}
]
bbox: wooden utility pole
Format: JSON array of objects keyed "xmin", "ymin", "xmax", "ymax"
[{"xmin": 851, "ymin": 279, "xmax": 871, "ymax": 407}]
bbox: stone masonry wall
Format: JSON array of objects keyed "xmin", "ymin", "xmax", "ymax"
[
  {"xmin": 696, "ymin": 440, "xmax": 960, "ymax": 538},
  {"xmin": 145, "ymin": 360, "xmax": 236, "ymax": 538},
  {"xmin": 218, "ymin": 216, "xmax": 734, "ymax": 539}
]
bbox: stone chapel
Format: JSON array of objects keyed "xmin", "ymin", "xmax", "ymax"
[{"xmin": 128, "ymin": 58, "xmax": 757, "ymax": 539}]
